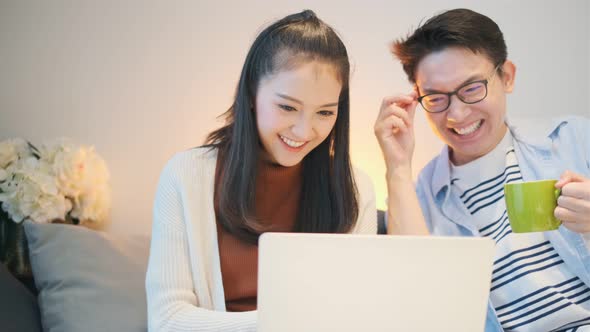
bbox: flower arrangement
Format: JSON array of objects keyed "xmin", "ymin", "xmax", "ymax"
[
  {"xmin": 0, "ymin": 138, "xmax": 111, "ymax": 276},
  {"xmin": 0, "ymin": 138, "xmax": 111, "ymax": 225}
]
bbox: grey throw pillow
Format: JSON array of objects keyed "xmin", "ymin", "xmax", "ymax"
[{"xmin": 24, "ymin": 221, "xmax": 150, "ymax": 332}]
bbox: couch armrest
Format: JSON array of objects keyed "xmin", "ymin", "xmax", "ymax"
[{"xmin": 0, "ymin": 263, "xmax": 42, "ymax": 332}]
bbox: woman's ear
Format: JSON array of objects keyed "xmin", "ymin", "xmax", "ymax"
[{"xmin": 501, "ymin": 60, "xmax": 516, "ymax": 93}]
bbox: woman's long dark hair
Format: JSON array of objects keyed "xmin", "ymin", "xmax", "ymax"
[{"xmin": 205, "ymin": 9, "xmax": 358, "ymax": 244}]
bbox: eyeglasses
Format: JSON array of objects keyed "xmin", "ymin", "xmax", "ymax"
[{"xmin": 416, "ymin": 65, "xmax": 501, "ymax": 113}]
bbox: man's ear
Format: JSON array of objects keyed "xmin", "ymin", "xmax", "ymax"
[{"xmin": 501, "ymin": 60, "xmax": 516, "ymax": 93}]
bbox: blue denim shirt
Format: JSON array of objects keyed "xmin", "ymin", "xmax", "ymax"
[{"xmin": 416, "ymin": 116, "xmax": 590, "ymax": 331}]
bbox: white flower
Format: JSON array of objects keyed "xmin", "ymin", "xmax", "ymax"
[
  {"xmin": 0, "ymin": 138, "xmax": 30, "ymax": 169},
  {"xmin": 38, "ymin": 138, "xmax": 70, "ymax": 165},
  {"xmin": 70, "ymin": 183, "xmax": 111, "ymax": 223},
  {"xmin": 0, "ymin": 138, "xmax": 110, "ymax": 226},
  {"xmin": 0, "ymin": 157, "xmax": 70, "ymax": 223},
  {"xmin": 46, "ymin": 142, "xmax": 110, "ymax": 201},
  {"xmin": 39, "ymin": 139, "xmax": 111, "ymax": 223}
]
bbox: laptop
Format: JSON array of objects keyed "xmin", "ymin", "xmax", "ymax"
[{"xmin": 257, "ymin": 233, "xmax": 495, "ymax": 332}]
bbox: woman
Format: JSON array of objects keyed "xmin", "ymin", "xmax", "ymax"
[{"xmin": 146, "ymin": 10, "xmax": 376, "ymax": 331}]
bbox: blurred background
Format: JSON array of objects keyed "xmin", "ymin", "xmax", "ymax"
[{"xmin": 1, "ymin": 0, "xmax": 589, "ymax": 235}]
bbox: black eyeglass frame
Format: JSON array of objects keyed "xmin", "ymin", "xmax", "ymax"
[{"xmin": 416, "ymin": 65, "xmax": 501, "ymax": 113}]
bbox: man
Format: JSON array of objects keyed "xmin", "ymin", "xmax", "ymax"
[{"xmin": 374, "ymin": 8, "xmax": 590, "ymax": 331}]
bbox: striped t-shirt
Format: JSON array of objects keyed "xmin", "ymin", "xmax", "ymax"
[{"xmin": 450, "ymin": 130, "xmax": 590, "ymax": 332}]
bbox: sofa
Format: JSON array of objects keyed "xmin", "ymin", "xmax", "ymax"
[{"xmin": 0, "ymin": 211, "xmax": 386, "ymax": 332}]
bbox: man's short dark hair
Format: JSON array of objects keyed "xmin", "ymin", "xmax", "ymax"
[{"xmin": 391, "ymin": 8, "xmax": 507, "ymax": 83}]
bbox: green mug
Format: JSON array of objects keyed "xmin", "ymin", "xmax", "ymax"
[{"xmin": 504, "ymin": 179, "xmax": 561, "ymax": 233}]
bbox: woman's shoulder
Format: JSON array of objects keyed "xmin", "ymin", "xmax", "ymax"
[
  {"xmin": 352, "ymin": 166, "xmax": 375, "ymax": 197},
  {"xmin": 159, "ymin": 146, "xmax": 218, "ymax": 182}
]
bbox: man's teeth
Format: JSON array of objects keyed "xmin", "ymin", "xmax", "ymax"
[
  {"xmin": 280, "ymin": 135, "xmax": 305, "ymax": 148},
  {"xmin": 453, "ymin": 120, "xmax": 482, "ymax": 135}
]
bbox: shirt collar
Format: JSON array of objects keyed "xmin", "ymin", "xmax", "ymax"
[{"xmin": 506, "ymin": 116, "xmax": 569, "ymax": 149}]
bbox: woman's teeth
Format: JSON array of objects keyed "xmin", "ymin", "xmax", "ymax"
[
  {"xmin": 453, "ymin": 120, "xmax": 482, "ymax": 136},
  {"xmin": 280, "ymin": 135, "xmax": 305, "ymax": 148}
]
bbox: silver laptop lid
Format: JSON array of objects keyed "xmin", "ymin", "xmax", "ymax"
[{"xmin": 258, "ymin": 233, "xmax": 494, "ymax": 332}]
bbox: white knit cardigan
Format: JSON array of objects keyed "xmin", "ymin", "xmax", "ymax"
[{"xmin": 146, "ymin": 147, "xmax": 377, "ymax": 331}]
